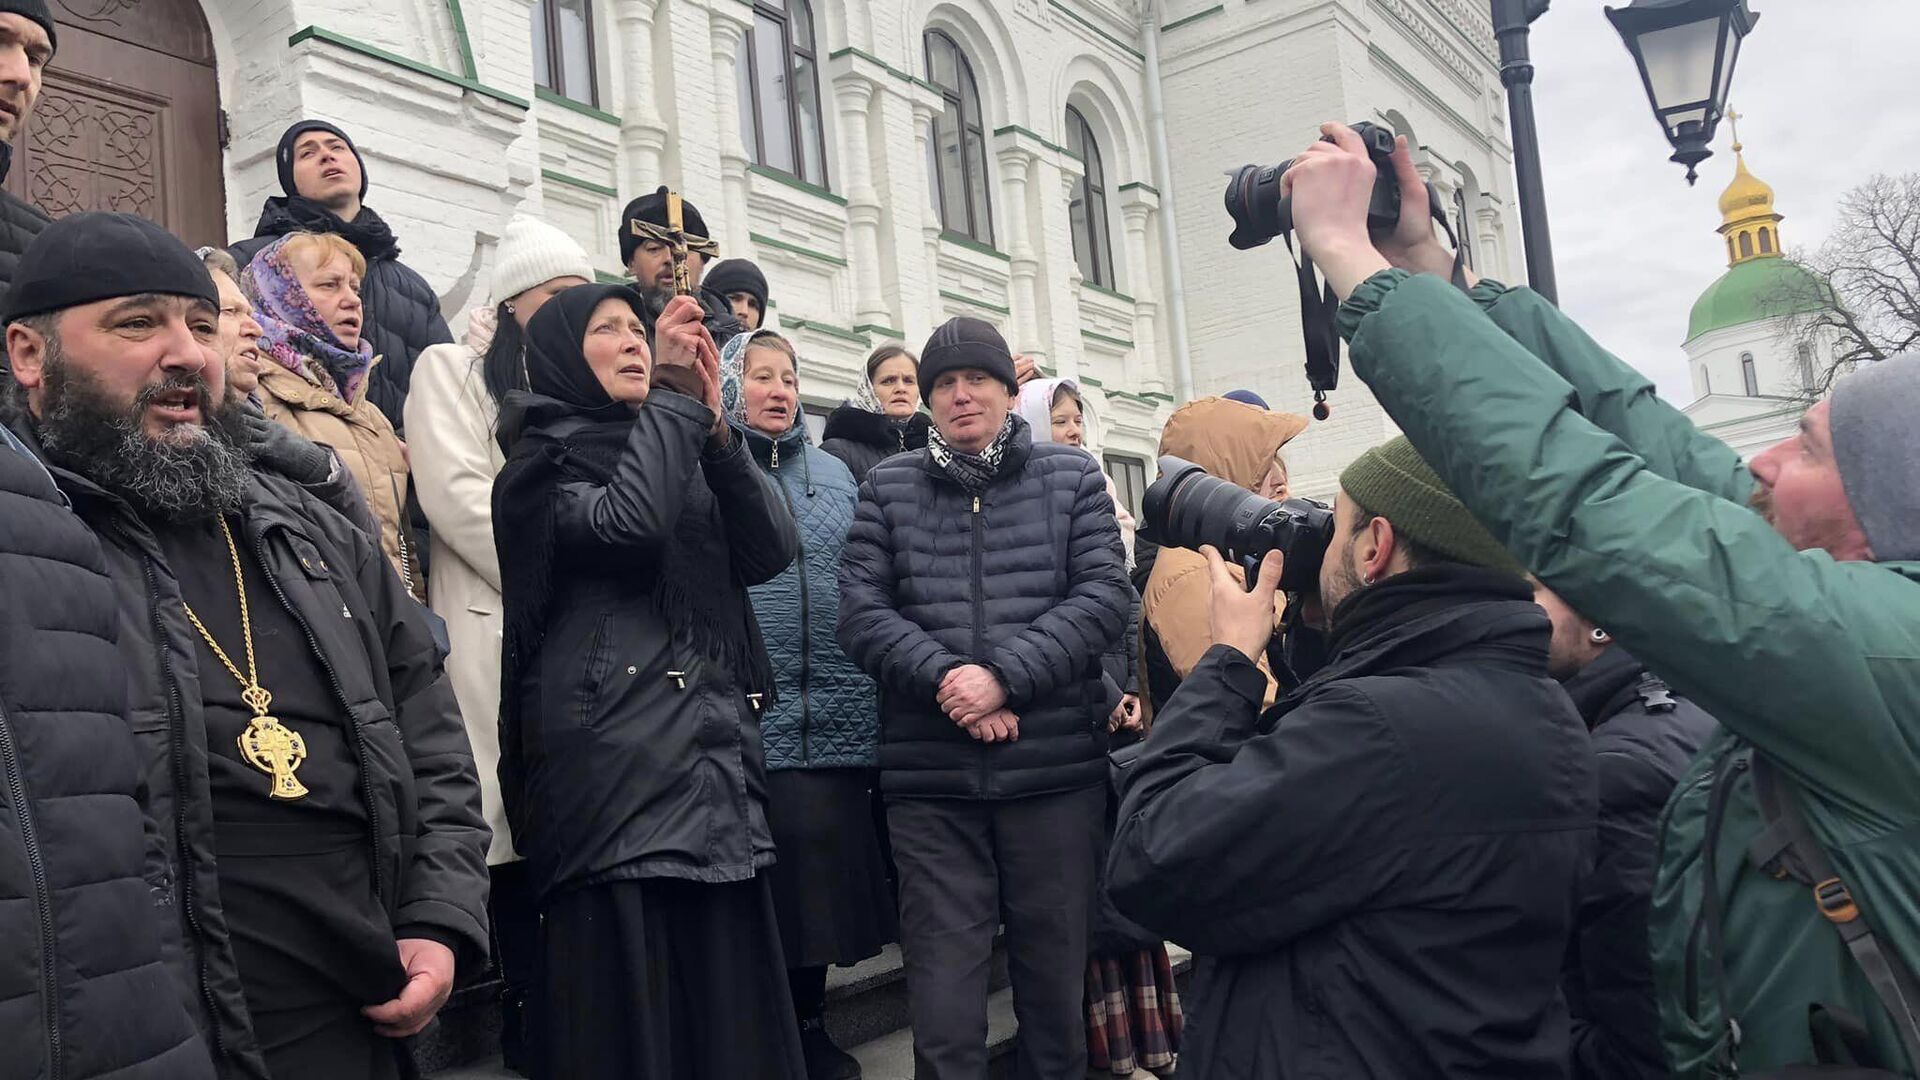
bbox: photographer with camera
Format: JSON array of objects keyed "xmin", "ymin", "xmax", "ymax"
[
  {"xmin": 1108, "ymin": 436, "xmax": 1596, "ymax": 1078},
  {"xmin": 1286, "ymin": 120, "xmax": 1920, "ymax": 1077}
]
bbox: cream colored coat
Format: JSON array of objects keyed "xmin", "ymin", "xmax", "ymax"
[
  {"xmin": 256, "ymin": 359, "xmax": 418, "ymax": 598},
  {"xmin": 404, "ymin": 313, "xmax": 515, "ymax": 864}
]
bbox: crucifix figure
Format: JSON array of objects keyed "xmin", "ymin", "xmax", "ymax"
[{"xmin": 665, "ymin": 189, "xmax": 695, "ymax": 297}]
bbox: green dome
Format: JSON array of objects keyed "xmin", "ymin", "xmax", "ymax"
[{"xmin": 1686, "ymin": 257, "xmax": 1829, "ymax": 343}]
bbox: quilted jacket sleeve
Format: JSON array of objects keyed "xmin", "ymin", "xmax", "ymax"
[
  {"xmin": 988, "ymin": 456, "xmax": 1130, "ymax": 709},
  {"xmin": 837, "ymin": 476, "xmax": 968, "ymax": 703}
]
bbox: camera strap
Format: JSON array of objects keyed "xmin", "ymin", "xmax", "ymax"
[{"xmin": 1283, "ymin": 188, "xmax": 1467, "ymax": 421}]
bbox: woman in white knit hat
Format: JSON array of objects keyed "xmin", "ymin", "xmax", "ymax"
[{"xmin": 403, "ymin": 213, "xmax": 592, "ymax": 1074}]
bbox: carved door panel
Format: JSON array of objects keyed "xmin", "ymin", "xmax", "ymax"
[{"xmin": 2, "ymin": 0, "xmax": 225, "ymax": 247}]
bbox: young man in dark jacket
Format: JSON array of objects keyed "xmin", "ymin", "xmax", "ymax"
[
  {"xmin": 228, "ymin": 119, "xmax": 454, "ymax": 429},
  {"xmin": 1109, "ymin": 436, "xmax": 1597, "ymax": 1079},
  {"xmin": 3, "ymin": 212, "xmax": 489, "ymax": 1080},
  {"xmin": 838, "ymin": 316, "xmax": 1130, "ymax": 1080},
  {"xmin": 0, "ymin": 0, "xmax": 54, "ymax": 309},
  {"xmin": 1, "ymin": 425, "xmax": 216, "ymax": 1080},
  {"xmin": 1534, "ymin": 581, "xmax": 1718, "ymax": 1080}
]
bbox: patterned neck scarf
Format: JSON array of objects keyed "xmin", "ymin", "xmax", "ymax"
[
  {"xmin": 240, "ymin": 235, "xmax": 376, "ymax": 402},
  {"xmin": 929, "ymin": 412, "xmax": 1022, "ymax": 493}
]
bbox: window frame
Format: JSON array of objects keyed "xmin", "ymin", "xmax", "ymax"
[
  {"xmin": 1064, "ymin": 105, "xmax": 1114, "ymax": 288},
  {"xmin": 533, "ymin": 0, "xmax": 599, "ymax": 108},
  {"xmin": 924, "ymin": 29, "xmax": 993, "ymax": 244},
  {"xmin": 1741, "ymin": 352, "xmax": 1759, "ymax": 396},
  {"xmin": 1104, "ymin": 453, "xmax": 1148, "ymax": 520},
  {"xmin": 740, "ymin": 0, "xmax": 830, "ymax": 188}
]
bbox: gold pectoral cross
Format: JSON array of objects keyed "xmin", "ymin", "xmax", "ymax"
[{"xmin": 237, "ymin": 684, "xmax": 309, "ymax": 800}]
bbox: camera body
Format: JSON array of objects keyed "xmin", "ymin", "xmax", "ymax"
[
  {"xmin": 1224, "ymin": 120, "xmax": 1401, "ymax": 251},
  {"xmin": 1142, "ymin": 455, "xmax": 1334, "ymax": 595}
]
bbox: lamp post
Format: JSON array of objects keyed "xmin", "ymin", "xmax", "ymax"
[
  {"xmin": 1606, "ymin": 0, "xmax": 1761, "ymax": 185},
  {"xmin": 1491, "ymin": 0, "xmax": 1557, "ymax": 304}
]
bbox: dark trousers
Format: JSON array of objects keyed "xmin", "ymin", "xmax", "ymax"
[
  {"xmin": 489, "ymin": 861, "xmax": 540, "ymax": 1071},
  {"xmin": 887, "ymin": 787, "xmax": 1106, "ymax": 1080}
]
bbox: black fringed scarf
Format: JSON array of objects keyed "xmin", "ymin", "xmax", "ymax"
[{"xmin": 493, "ymin": 284, "xmax": 774, "ymax": 826}]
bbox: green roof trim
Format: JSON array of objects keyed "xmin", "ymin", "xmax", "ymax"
[
  {"xmin": 537, "ymin": 86, "xmax": 621, "ymax": 125},
  {"xmin": 748, "ymin": 164, "xmax": 849, "ymax": 207},
  {"xmin": 992, "ymin": 123, "xmax": 1079, "ymax": 161},
  {"xmin": 939, "ymin": 289, "xmax": 1012, "ymax": 316},
  {"xmin": 825, "ymin": 46, "xmax": 939, "ymax": 93},
  {"xmin": 1116, "ymin": 181, "xmax": 1160, "ymax": 196},
  {"xmin": 854, "ymin": 323, "xmax": 905, "ymax": 340},
  {"xmin": 1161, "ymin": 4, "xmax": 1225, "ymax": 32},
  {"xmin": 288, "ymin": 26, "xmax": 529, "ymax": 109},
  {"xmin": 1080, "ymin": 281, "xmax": 1136, "ymax": 305},
  {"xmin": 749, "ymin": 232, "xmax": 850, "ymax": 268},
  {"xmin": 1048, "ymin": 0, "xmax": 1145, "ymax": 60},
  {"xmin": 444, "ymin": 0, "xmax": 477, "ymax": 79},
  {"xmin": 542, "ymin": 168, "xmax": 617, "ymax": 198},
  {"xmin": 940, "ymin": 233, "xmax": 1011, "ymax": 262},
  {"xmin": 1685, "ymin": 257, "xmax": 1831, "ymax": 343},
  {"xmin": 594, "ymin": 270, "xmax": 627, "ymax": 285},
  {"xmin": 1081, "ymin": 328, "xmax": 1136, "ymax": 350},
  {"xmin": 783, "ymin": 317, "xmax": 870, "ymax": 345}
]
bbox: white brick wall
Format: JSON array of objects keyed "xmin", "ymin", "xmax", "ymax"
[{"xmin": 202, "ymin": 0, "xmax": 1511, "ymax": 477}]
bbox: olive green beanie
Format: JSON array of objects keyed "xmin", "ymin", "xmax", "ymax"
[{"xmin": 1338, "ymin": 436, "xmax": 1523, "ymax": 574}]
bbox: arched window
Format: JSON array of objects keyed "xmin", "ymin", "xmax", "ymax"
[
  {"xmin": 738, "ymin": 0, "xmax": 827, "ymax": 186},
  {"xmin": 1759, "ymin": 227, "xmax": 1774, "ymax": 254},
  {"xmin": 532, "ymin": 0, "xmax": 598, "ymax": 106},
  {"xmin": 1741, "ymin": 352, "xmax": 1759, "ymax": 396},
  {"xmin": 1739, "ymin": 232, "xmax": 1754, "ymax": 259},
  {"xmin": 1701, "ymin": 365, "xmax": 1711, "ymax": 394},
  {"xmin": 1797, "ymin": 342, "xmax": 1815, "ymax": 385},
  {"xmin": 925, "ymin": 30, "xmax": 991, "ymax": 243},
  {"xmin": 1726, "ymin": 237, "xmax": 1737, "ymax": 263},
  {"xmin": 1063, "ymin": 106, "xmax": 1114, "ymax": 287}
]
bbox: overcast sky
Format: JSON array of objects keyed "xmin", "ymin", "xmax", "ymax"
[{"xmin": 1522, "ymin": 0, "xmax": 1920, "ymax": 400}]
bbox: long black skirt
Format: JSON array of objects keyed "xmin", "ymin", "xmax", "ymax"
[
  {"xmin": 766, "ymin": 767, "xmax": 898, "ymax": 968},
  {"xmin": 537, "ymin": 874, "xmax": 806, "ymax": 1079}
]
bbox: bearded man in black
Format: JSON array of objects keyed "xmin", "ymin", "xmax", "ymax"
[{"xmin": 1, "ymin": 211, "xmax": 488, "ymax": 1079}]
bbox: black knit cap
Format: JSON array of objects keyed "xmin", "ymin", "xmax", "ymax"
[
  {"xmin": 618, "ymin": 186, "xmax": 711, "ymax": 265},
  {"xmin": 918, "ymin": 316, "xmax": 1017, "ymax": 404},
  {"xmin": 4, "ymin": 212, "xmax": 218, "ymax": 324},
  {"xmin": 704, "ymin": 258, "xmax": 768, "ymax": 316},
  {"xmin": 0, "ymin": 0, "xmax": 56, "ymax": 54},
  {"xmin": 276, "ymin": 119, "xmax": 369, "ymax": 199}
]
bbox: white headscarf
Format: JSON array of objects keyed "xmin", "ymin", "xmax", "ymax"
[{"xmin": 1016, "ymin": 377, "xmax": 1134, "ymax": 568}]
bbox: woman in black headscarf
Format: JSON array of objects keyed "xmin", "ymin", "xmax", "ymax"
[{"xmin": 492, "ymin": 284, "xmax": 804, "ymax": 1078}]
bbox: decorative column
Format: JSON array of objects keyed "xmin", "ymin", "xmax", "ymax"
[
  {"xmin": 1049, "ymin": 160, "xmax": 1086, "ymax": 380},
  {"xmin": 997, "ymin": 144, "xmax": 1043, "ymax": 354},
  {"xmin": 1119, "ymin": 191, "xmax": 1164, "ymax": 394},
  {"xmin": 615, "ymin": 0, "xmax": 669, "ymax": 198},
  {"xmin": 709, "ymin": 8, "xmax": 754, "ymax": 257},
  {"xmin": 1477, "ymin": 206, "xmax": 1506, "ymax": 279},
  {"xmin": 910, "ymin": 96, "xmax": 945, "ymax": 334},
  {"xmin": 834, "ymin": 73, "xmax": 890, "ymax": 328}
]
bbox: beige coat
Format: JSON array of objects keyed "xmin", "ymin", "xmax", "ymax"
[
  {"xmin": 1143, "ymin": 396, "xmax": 1309, "ymax": 712},
  {"xmin": 256, "ymin": 360, "xmax": 418, "ymax": 598},
  {"xmin": 404, "ymin": 314, "xmax": 515, "ymax": 864}
]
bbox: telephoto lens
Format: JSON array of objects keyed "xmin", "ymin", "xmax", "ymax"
[{"xmin": 1142, "ymin": 456, "xmax": 1334, "ymax": 594}]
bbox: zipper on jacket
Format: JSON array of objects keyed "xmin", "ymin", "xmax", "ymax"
[
  {"xmin": 970, "ymin": 495, "xmax": 988, "ymax": 794},
  {"xmin": 385, "ymin": 472, "xmax": 416, "ymax": 597},
  {"xmin": 773, "ymin": 451, "xmax": 813, "ymax": 764},
  {"xmin": 138, "ymin": 555, "xmax": 227, "ymax": 1063},
  {"xmin": 252, "ymin": 530, "xmax": 389, "ymax": 905},
  {"xmin": 0, "ymin": 700, "xmax": 62, "ymax": 1079}
]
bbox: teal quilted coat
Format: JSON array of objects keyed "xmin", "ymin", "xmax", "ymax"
[{"xmin": 741, "ymin": 421, "xmax": 880, "ymax": 769}]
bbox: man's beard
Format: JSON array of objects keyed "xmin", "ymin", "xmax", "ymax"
[
  {"xmin": 34, "ymin": 350, "xmax": 252, "ymax": 524},
  {"xmin": 1748, "ymin": 484, "xmax": 1775, "ymax": 525}
]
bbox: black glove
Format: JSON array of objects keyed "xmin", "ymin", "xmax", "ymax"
[{"xmin": 241, "ymin": 404, "xmax": 334, "ymax": 486}]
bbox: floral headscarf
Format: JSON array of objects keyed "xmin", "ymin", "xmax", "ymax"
[
  {"xmin": 719, "ymin": 329, "xmax": 802, "ymax": 436},
  {"xmin": 241, "ymin": 234, "xmax": 376, "ymax": 403}
]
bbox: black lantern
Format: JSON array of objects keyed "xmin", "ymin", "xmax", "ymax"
[{"xmin": 1605, "ymin": 0, "xmax": 1760, "ymax": 185}]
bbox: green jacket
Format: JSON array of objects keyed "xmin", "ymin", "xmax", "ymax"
[{"xmin": 1338, "ymin": 269, "xmax": 1920, "ymax": 1077}]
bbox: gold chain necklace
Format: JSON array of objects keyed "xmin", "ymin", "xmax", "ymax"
[{"xmin": 179, "ymin": 518, "xmax": 309, "ymax": 800}]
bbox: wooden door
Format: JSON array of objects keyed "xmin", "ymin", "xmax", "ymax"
[{"xmin": 3, "ymin": 0, "xmax": 225, "ymax": 247}]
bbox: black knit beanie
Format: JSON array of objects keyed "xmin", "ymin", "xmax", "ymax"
[
  {"xmin": 0, "ymin": 0, "xmax": 55, "ymax": 54},
  {"xmin": 704, "ymin": 258, "xmax": 768, "ymax": 317},
  {"xmin": 619, "ymin": 187, "xmax": 712, "ymax": 266},
  {"xmin": 918, "ymin": 316, "xmax": 1018, "ymax": 403},
  {"xmin": 5, "ymin": 212, "xmax": 218, "ymax": 324},
  {"xmin": 276, "ymin": 120, "xmax": 369, "ymax": 199}
]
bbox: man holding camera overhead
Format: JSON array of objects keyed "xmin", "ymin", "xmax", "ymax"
[
  {"xmin": 1282, "ymin": 121, "xmax": 1920, "ymax": 1078},
  {"xmin": 1108, "ymin": 434, "xmax": 1594, "ymax": 1078}
]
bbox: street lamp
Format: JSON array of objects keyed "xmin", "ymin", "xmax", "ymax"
[
  {"xmin": 1606, "ymin": 0, "xmax": 1761, "ymax": 185},
  {"xmin": 1491, "ymin": 0, "xmax": 1556, "ymax": 304}
]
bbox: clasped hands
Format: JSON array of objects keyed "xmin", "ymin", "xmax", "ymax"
[
  {"xmin": 649, "ymin": 294, "xmax": 730, "ymax": 443},
  {"xmin": 1278, "ymin": 122, "xmax": 1480, "ymax": 301},
  {"xmin": 938, "ymin": 663, "xmax": 1018, "ymax": 743}
]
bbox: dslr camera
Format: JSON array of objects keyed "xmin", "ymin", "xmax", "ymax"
[
  {"xmin": 1142, "ymin": 456, "xmax": 1334, "ymax": 595},
  {"xmin": 1224, "ymin": 120, "xmax": 1403, "ymax": 251}
]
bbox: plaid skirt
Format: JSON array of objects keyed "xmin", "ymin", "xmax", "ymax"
[{"xmin": 1086, "ymin": 944, "xmax": 1184, "ymax": 1075}]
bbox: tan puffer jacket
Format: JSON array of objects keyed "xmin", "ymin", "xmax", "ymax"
[{"xmin": 257, "ymin": 360, "xmax": 420, "ymax": 599}]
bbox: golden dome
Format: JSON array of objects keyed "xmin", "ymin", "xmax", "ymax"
[
  {"xmin": 1718, "ymin": 148, "xmax": 1776, "ymax": 226},
  {"xmin": 1712, "ymin": 111, "xmax": 1784, "ymax": 268}
]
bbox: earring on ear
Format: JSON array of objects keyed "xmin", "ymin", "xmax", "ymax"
[
  {"xmin": 1590, "ymin": 628, "xmax": 1611, "ymax": 644},
  {"xmin": 1361, "ymin": 574, "xmax": 1376, "ymax": 587},
  {"xmin": 504, "ymin": 303, "xmax": 516, "ymax": 315}
]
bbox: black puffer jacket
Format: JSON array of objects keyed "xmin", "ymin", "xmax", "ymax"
[
  {"xmin": 1561, "ymin": 647, "xmax": 1718, "ymax": 1080},
  {"xmin": 0, "ymin": 432, "xmax": 214, "ymax": 1080},
  {"xmin": 497, "ymin": 390, "xmax": 799, "ymax": 902},
  {"xmin": 230, "ymin": 197, "xmax": 453, "ymax": 429},
  {"xmin": 837, "ymin": 419, "xmax": 1129, "ymax": 799},
  {"xmin": 31, "ymin": 438, "xmax": 489, "ymax": 1079},
  {"xmin": 0, "ymin": 159, "xmax": 49, "ymax": 312},
  {"xmin": 1109, "ymin": 567, "xmax": 1597, "ymax": 1079},
  {"xmin": 819, "ymin": 403, "xmax": 931, "ymax": 482}
]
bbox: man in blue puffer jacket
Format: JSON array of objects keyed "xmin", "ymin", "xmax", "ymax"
[{"xmin": 724, "ymin": 329, "xmax": 895, "ymax": 1080}]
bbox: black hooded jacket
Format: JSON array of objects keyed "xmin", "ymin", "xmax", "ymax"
[
  {"xmin": 0, "ymin": 146, "xmax": 50, "ymax": 312},
  {"xmin": 837, "ymin": 418, "xmax": 1129, "ymax": 798},
  {"xmin": 229, "ymin": 197, "xmax": 453, "ymax": 429},
  {"xmin": 1559, "ymin": 648, "xmax": 1718, "ymax": 1080},
  {"xmin": 0, "ymin": 432, "xmax": 215, "ymax": 1080},
  {"xmin": 1109, "ymin": 566, "xmax": 1597, "ymax": 1079},
  {"xmin": 819, "ymin": 403, "xmax": 932, "ymax": 482}
]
